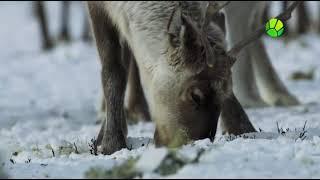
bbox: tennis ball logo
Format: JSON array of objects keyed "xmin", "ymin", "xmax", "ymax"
[{"xmin": 265, "ymin": 18, "xmax": 285, "ymax": 38}]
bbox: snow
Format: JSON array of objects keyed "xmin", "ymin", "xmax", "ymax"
[
  {"xmin": 1, "ymin": 1, "xmax": 320, "ymax": 179},
  {"xmin": 135, "ymin": 147, "xmax": 168, "ymax": 172}
]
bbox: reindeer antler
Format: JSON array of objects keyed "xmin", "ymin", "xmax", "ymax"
[
  {"xmin": 204, "ymin": 1, "xmax": 230, "ymax": 27},
  {"xmin": 227, "ymin": 1, "xmax": 301, "ymax": 65},
  {"xmin": 206, "ymin": 1, "xmax": 230, "ymax": 15}
]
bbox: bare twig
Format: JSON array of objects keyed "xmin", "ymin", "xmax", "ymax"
[
  {"xmin": 128, "ymin": 144, "xmax": 133, "ymax": 151},
  {"xmin": 146, "ymin": 139, "xmax": 151, "ymax": 148},
  {"xmin": 9, "ymin": 159, "xmax": 15, "ymax": 164},
  {"xmin": 89, "ymin": 138, "xmax": 98, "ymax": 156},
  {"xmin": 276, "ymin": 122, "xmax": 280, "ymax": 134},
  {"xmin": 295, "ymin": 120, "xmax": 308, "ymax": 141},
  {"xmin": 51, "ymin": 149, "xmax": 55, "ymax": 157},
  {"xmin": 73, "ymin": 142, "xmax": 79, "ymax": 154},
  {"xmin": 302, "ymin": 120, "xmax": 308, "ymax": 131},
  {"xmin": 25, "ymin": 158, "xmax": 31, "ymax": 164}
]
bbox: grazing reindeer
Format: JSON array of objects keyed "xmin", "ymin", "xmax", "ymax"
[
  {"xmin": 98, "ymin": 1, "xmax": 301, "ymax": 124},
  {"xmin": 87, "ymin": 1, "xmax": 299, "ymax": 155}
]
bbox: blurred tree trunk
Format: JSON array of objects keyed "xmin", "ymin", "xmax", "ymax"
[
  {"xmin": 261, "ymin": 3, "xmax": 269, "ymax": 23},
  {"xmin": 282, "ymin": 1, "xmax": 288, "ymax": 12},
  {"xmin": 82, "ymin": 16, "xmax": 92, "ymax": 42},
  {"xmin": 59, "ymin": 1, "xmax": 71, "ymax": 42},
  {"xmin": 318, "ymin": 2, "xmax": 320, "ymax": 33},
  {"xmin": 297, "ymin": 1, "xmax": 311, "ymax": 34},
  {"xmin": 281, "ymin": 1, "xmax": 291, "ymax": 38},
  {"xmin": 35, "ymin": 1, "xmax": 53, "ymax": 50}
]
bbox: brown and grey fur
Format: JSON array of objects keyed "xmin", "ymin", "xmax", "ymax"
[
  {"xmin": 87, "ymin": 1, "xmax": 256, "ymax": 155},
  {"xmin": 97, "ymin": 1, "xmax": 300, "ymax": 125}
]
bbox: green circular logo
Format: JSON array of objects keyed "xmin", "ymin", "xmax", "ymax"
[{"xmin": 265, "ymin": 18, "xmax": 284, "ymax": 38}]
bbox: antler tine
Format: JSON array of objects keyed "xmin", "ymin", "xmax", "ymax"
[
  {"xmin": 204, "ymin": 1, "xmax": 230, "ymax": 27},
  {"xmin": 207, "ymin": 1, "xmax": 230, "ymax": 14},
  {"xmin": 227, "ymin": 1, "xmax": 302, "ymax": 65}
]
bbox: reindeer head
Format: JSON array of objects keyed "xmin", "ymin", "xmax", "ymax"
[
  {"xmin": 149, "ymin": 1, "xmax": 299, "ymax": 147},
  {"xmin": 148, "ymin": 1, "xmax": 234, "ymax": 147}
]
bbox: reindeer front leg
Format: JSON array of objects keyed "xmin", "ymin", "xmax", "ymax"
[
  {"xmin": 220, "ymin": 93, "xmax": 256, "ymax": 135},
  {"xmin": 88, "ymin": 3, "xmax": 127, "ymax": 155}
]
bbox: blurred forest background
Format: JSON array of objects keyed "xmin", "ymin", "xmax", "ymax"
[{"xmin": 33, "ymin": 1, "xmax": 320, "ymax": 51}]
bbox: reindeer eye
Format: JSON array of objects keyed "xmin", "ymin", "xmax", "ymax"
[
  {"xmin": 190, "ymin": 88, "xmax": 205, "ymax": 109},
  {"xmin": 191, "ymin": 93, "xmax": 201, "ymax": 107}
]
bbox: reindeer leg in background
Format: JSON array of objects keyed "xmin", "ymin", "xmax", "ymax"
[
  {"xmin": 88, "ymin": 2, "xmax": 127, "ymax": 155},
  {"xmin": 59, "ymin": 1, "xmax": 71, "ymax": 42},
  {"xmin": 226, "ymin": 1, "xmax": 301, "ymax": 107},
  {"xmin": 318, "ymin": 2, "xmax": 320, "ymax": 33},
  {"xmin": 82, "ymin": 2, "xmax": 92, "ymax": 42},
  {"xmin": 249, "ymin": 39, "xmax": 300, "ymax": 106},
  {"xmin": 125, "ymin": 57, "xmax": 151, "ymax": 123},
  {"xmin": 35, "ymin": 1, "xmax": 54, "ymax": 50},
  {"xmin": 297, "ymin": 1, "xmax": 311, "ymax": 35},
  {"xmin": 224, "ymin": 1, "xmax": 267, "ymax": 108},
  {"xmin": 82, "ymin": 15, "xmax": 92, "ymax": 42}
]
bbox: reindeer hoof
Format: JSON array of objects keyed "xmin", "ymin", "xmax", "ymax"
[
  {"xmin": 272, "ymin": 93, "xmax": 300, "ymax": 107},
  {"xmin": 237, "ymin": 96, "xmax": 268, "ymax": 108},
  {"xmin": 100, "ymin": 133, "xmax": 127, "ymax": 155}
]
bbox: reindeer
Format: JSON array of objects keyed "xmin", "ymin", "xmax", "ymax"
[
  {"xmin": 87, "ymin": 1, "xmax": 299, "ymax": 155},
  {"xmin": 224, "ymin": 1, "xmax": 300, "ymax": 108}
]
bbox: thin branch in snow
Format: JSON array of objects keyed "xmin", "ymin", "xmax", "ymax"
[
  {"xmin": 52, "ymin": 149, "xmax": 55, "ymax": 157},
  {"xmin": 89, "ymin": 138, "xmax": 98, "ymax": 156},
  {"xmin": 74, "ymin": 142, "xmax": 79, "ymax": 154},
  {"xmin": 302, "ymin": 120, "xmax": 308, "ymax": 131}
]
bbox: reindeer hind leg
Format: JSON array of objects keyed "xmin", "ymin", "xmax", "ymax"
[{"xmin": 125, "ymin": 53, "xmax": 151, "ymax": 123}]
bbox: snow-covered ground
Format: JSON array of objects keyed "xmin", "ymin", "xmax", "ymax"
[{"xmin": 1, "ymin": 1, "xmax": 320, "ymax": 178}]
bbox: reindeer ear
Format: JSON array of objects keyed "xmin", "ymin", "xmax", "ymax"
[{"xmin": 167, "ymin": 7, "xmax": 183, "ymax": 47}]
